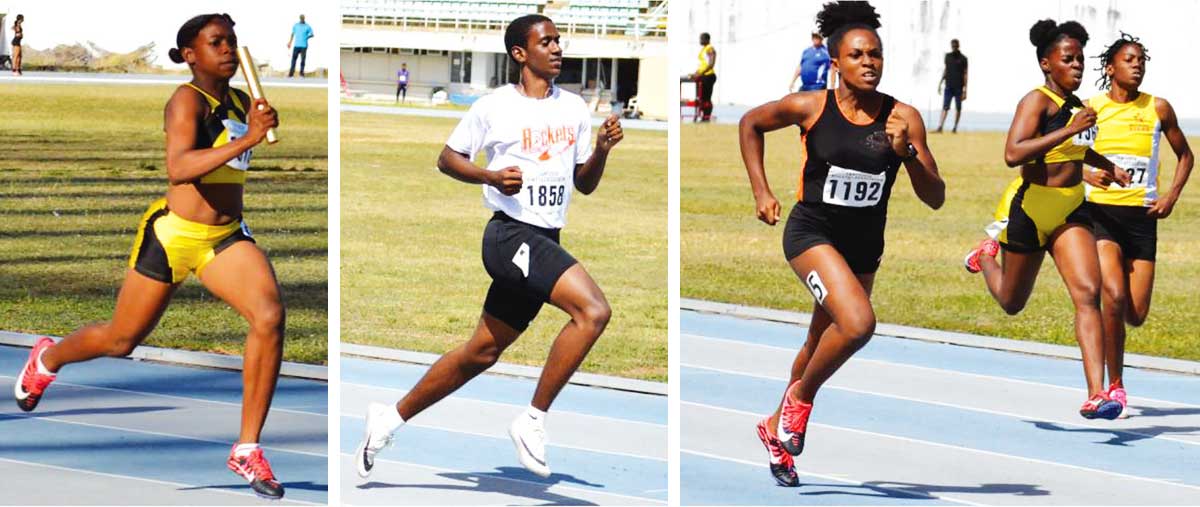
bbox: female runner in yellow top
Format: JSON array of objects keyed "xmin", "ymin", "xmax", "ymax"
[
  {"xmin": 1082, "ymin": 33, "xmax": 1193, "ymax": 418},
  {"xmin": 963, "ymin": 19, "xmax": 1131, "ymax": 420},
  {"xmin": 12, "ymin": 14, "xmax": 287, "ymax": 499}
]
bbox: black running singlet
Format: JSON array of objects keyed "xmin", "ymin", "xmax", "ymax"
[{"xmin": 796, "ymin": 90, "xmax": 902, "ymax": 214}]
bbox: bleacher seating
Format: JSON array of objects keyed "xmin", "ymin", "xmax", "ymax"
[{"xmin": 342, "ymin": 0, "xmax": 665, "ymax": 38}]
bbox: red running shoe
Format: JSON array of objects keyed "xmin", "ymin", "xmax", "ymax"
[
  {"xmin": 964, "ymin": 239, "xmax": 1000, "ymax": 273},
  {"xmin": 13, "ymin": 337, "xmax": 57, "ymax": 412},
  {"xmin": 227, "ymin": 445, "xmax": 285, "ymax": 499},
  {"xmin": 777, "ymin": 381, "xmax": 812, "ymax": 456},
  {"xmin": 1080, "ymin": 393, "xmax": 1123, "ymax": 420},
  {"xmin": 756, "ymin": 418, "xmax": 798, "ymax": 487}
]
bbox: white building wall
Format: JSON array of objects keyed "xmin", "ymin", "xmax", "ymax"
[{"xmin": 680, "ymin": 0, "xmax": 1200, "ymax": 118}]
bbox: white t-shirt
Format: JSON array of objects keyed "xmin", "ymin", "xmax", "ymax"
[{"xmin": 446, "ymin": 84, "xmax": 594, "ymax": 229}]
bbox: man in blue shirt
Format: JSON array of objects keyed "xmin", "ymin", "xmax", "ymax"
[
  {"xmin": 396, "ymin": 63, "xmax": 410, "ymax": 103},
  {"xmin": 287, "ymin": 14, "xmax": 314, "ymax": 78},
  {"xmin": 789, "ymin": 33, "xmax": 830, "ymax": 92}
]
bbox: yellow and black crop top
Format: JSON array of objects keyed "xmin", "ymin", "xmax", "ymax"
[
  {"xmin": 1036, "ymin": 86, "xmax": 1095, "ymax": 164},
  {"xmin": 185, "ymin": 82, "xmax": 251, "ymax": 185},
  {"xmin": 1086, "ymin": 92, "xmax": 1162, "ymax": 206}
]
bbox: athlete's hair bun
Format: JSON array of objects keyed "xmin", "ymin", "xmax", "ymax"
[
  {"xmin": 1029, "ymin": 18, "xmax": 1088, "ymax": 58},
  {"xmin": 816, "ymin": 1, "xmax": 881, "ymax": 39},
  {"xmin": 168, "ymin": 48, "xmax": 185, "ymax": 64}
]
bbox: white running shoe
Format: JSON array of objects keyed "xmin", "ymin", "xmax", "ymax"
[
  {"xmin": 355, "ymin": 402, "xmax": 396, "ymax": 478},
  {"xmin": 509, "ymin": 411, "xmax": 551, "ymax": 478}
]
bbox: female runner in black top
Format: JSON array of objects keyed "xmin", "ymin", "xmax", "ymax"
[{"xmin": 739, "ymin": 1, "xmax": 945, "ymax": 487}]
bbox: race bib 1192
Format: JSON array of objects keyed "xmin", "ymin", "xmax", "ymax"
[{"xmin": 822, "ymin": 165, "xmax": 886, "ymax": 207}]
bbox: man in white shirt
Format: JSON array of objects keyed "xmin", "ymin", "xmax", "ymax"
[{"xmin": 355, "ymin": 14, "xmax": 624, "ymax": 480}]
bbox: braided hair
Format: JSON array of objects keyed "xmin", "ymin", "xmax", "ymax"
[
  {"xmin": 1094, "ymin": 32, "xmax": 1150, "ymax": 90},
  {"xmin": 168, "ymin": 13, "xmax": 236, "ymax": 64},
  {"xmin": 815, "ymin": 1, "xmax": 882, "ymax": 58}
]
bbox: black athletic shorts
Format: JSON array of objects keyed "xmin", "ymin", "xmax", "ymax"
[
  {"xmin": 481, "ymin": 212, "xmax": 577, "ymax": 331},
  {"xmin": 1087, "ymin": 202, "xmax": 1158, "ymax": 261},
  {"xmin": 782, "ymin": 201, "xmax": 887, "ymax": 274}
]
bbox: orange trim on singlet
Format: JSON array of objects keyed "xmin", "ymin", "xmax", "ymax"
[
  {"xmin": 796, "ymin": 130, "xmax": 809, "ymax": 200},
  {"xmin": 795, "ymin": 91, "xmax": 828, "ymax": 200}
]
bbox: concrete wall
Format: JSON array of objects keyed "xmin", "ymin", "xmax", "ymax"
[{"xmin": 679, "ymin": 0, "xmax": 1200, "ymax": 120}]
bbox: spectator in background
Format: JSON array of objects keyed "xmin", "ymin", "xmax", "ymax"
[
  {"xmin": 936, "ymin": 38, "xmax": 968, "ymax": 133},
  {"xmin": 690, "ymin": 32, "xmax": 716, "ymax": 122},
  {"xmin": 287, "ymin": 14, "xmax": 314, "ymax": 78},
  {"xmin": 11, "ymin": 14, "xmax": 24, "ymax": 76},
  {"xmin": 396, "ymin": 63, "xmax": 410, "ymax": 103},
  {"xmin": 789, "ymin": 32, "xmax": 831, "ymax": 92}
]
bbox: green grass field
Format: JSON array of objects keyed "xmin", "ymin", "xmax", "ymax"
[
  {"xmin": 0, "ymin": 83, "xmax": 328, "ymax": 364},
  {"xmin": 683, "ymin": 123, "xmax": 1200, "ymax": 361},
  {"xmin": 342, "ymin": 113, "xmax": 667, "ymax": 381}
]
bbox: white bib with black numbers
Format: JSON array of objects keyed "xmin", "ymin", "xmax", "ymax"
[
  {"xmin": 822, "ymin": 165, "xmax": 886, "ymax": 208},
  {"xmin": 222, "ymin": 118, "xmax": 251, "ymax": 171}
]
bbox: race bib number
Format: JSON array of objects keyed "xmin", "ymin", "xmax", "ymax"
[
  {"xmin": 222, "ymin": 119, "xmax": 252, "ymax": 171},
  {"xmin": 1072, "ymin": 125, "xmax": 1097, "ymax": 147},
  {"xmin": 1106, "ymin": 153, "xmax": 1151, "ymax": 188},
  {"xmin": 521, "ymin": 167, "xmax": 571, "ymax": 213},
  {"xmin": 822, "ymin": 165, "xmax": 886, "ymax": 207}
]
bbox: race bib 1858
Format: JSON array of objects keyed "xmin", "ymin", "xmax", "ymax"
[{"xmin": 822, "ymin": 165, "xmax": 886, "ymax": 207}]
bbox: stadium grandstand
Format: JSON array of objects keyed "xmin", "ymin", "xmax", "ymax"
[{"xmin": 341, "ymin": 0, "xmax": 668, "ymax": 119}]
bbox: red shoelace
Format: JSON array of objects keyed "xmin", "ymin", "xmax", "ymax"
[{"xmin": 243, "ymin": 449, "xmax": 277, "ymax": 482}]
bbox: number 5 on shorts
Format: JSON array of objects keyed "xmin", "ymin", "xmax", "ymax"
[{"xmin": 806, "ymin": 271, "xmax": 828, "ymax": 305}]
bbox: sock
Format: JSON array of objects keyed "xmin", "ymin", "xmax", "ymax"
[
  {"xmin": 36, "ymin": 348, "xmax": 56, "ymax": 376},
  {"xmin": 525, "ymin": 405, "xmax": 547, "ymax": 425},
  {"xmin": 380, "ymin": 404, "xmax": 406, "ymax": 434},
  {"xmin": 234, "ymin": 442, "xmax": 260, "ymax": 457}
]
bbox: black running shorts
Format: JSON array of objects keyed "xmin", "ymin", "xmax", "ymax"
[
  {"xmin": 1087, "ymin": 202, "xmax": 1158, "ymax": 261},
  {"xmin": 782, "ymin": 202, "xmax": 886, "ymax": 274},
  {"xmin": 481, "ymin": 212, "xmax": 577, "ymax": 331}
]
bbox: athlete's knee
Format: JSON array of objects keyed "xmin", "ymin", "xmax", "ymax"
[
  {"xmin": 576, "ymin": 296, "xmax": 611, "ymax": 337},
  {"xmin": 1100, "ymin": 282, "xmax": 1127, "ymax": 315},
  {"xmin": 105, "ymin": 325, "xmax": 144, "ymax": 357},
  {"xmin": 1068, "ymin": 281, "xmax": 1102, "ymax": 311},
  {"xmin": 248, "ymin": 303, "xmax": 286, "ymax": 341},
  {"xmin": 1125, "ymin": 306, "xmax": 1149, "ymax": 327},
  {"xmin": 1000, "ymin": 300, "xmax": 1026, "ymax": 316},
  {"xmin": 463, "ymin": 340, "xmax": 503, "ymax": 371},
  {"xmin": 839, "ymin": 312, "xmax": 876, "ymax": 347}
]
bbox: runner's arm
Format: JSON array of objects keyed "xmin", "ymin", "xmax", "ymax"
[
  {"xmin": 738, "ymin": 93, "xmax": 815, "ymax": 225},
  {"xmin": 1148, "ymin": 97, "xmax": 1194, "ymax": 218},
  {"xmin": 895, "ymin": 103, "xmax": 945, "ymax": 209},
  {"xmin": 164, "ymin": 88, "xmax": 276, "ymax": 184}
]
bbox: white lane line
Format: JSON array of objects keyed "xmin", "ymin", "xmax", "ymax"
[
  {"xmin": 681, "ymin": 449, "xmax": 980, "ymax": 506},
  {"xmin": 684, "ymin": 333, "xmax": 1200, "ymax": 408},
  {"xmin": 0, "ymin": 455, "xmax": 321, "ymax": 505},
  {"xmin": 339, "ymin": 413, "xmax": 666, "ymax": 462},
  {"xmin": 3, "ymin": 411, "xmax": 326, "ymax": 458},
  {"xmin": 341, "ymin": 452, "xmax": 667, "ymax": 505},
  {"xmin": 342, "ymin": 381, "xmax": 667, "ymax": 428},
  {"xmin": 684, "ymin": 401, "xmax": 1200, "ymax": 493},
  {"xmin": 0, "ymin": 374, "xmax": 326, "ymax": 417},
  {"xmin": 682, "ymin": 362, "xmax": 1200, "ymax": 448}
]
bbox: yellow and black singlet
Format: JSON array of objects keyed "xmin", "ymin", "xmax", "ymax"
[
  {"xmin": 185, "ymin": 82, "xmax": 252, "ymax": 185},
  {"xmin": 1036, "ymin": 86, "xmax": 1096, "ymax": 164},
  {"xmin": 985, "ymin": 87, "xmax": 1098, "ymax": 252},
  {"xmin": 696, "ymin": 43, "xmax": 715, "ymax": 76},
  {"xmin": 1086, "ymin": 92, "xmax": 1162, "ymax": 207}
]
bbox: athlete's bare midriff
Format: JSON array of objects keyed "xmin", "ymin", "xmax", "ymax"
[
  {"xmin": 1020, "ymin": 160, "xmax": 1083, "ymax": 188},
  {"xmin": 166, "ymin": 184, "xmax": 243, "ymax": 225}
]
